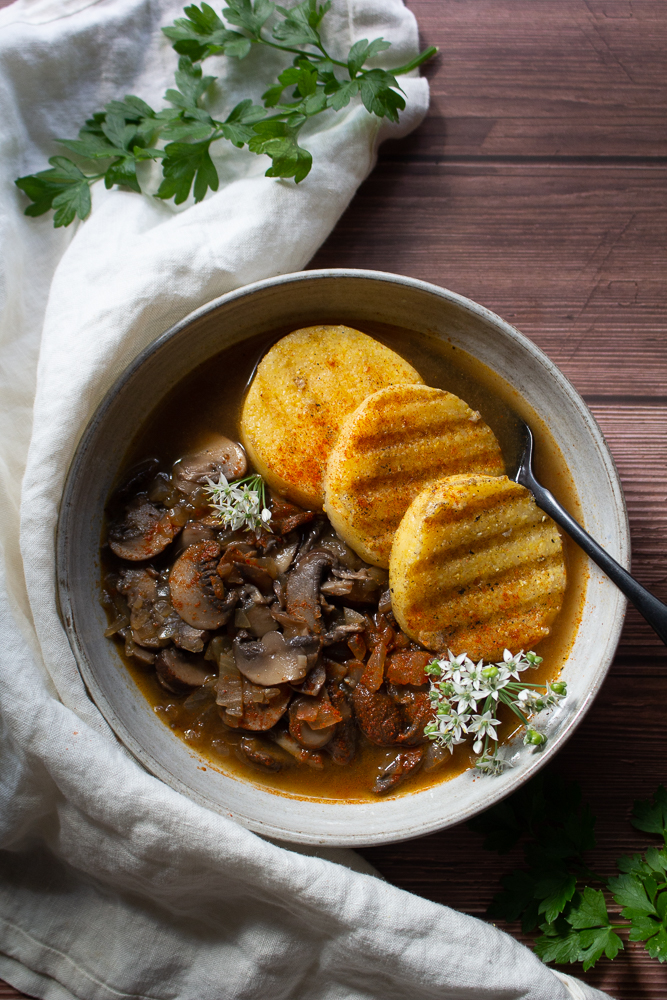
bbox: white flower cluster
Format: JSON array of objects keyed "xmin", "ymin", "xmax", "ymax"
[
  {"xmin": 423, "ymin": 649, "xmax": 567, "ymax": 775},
  {"xmin": 204, "ymin": 473, "xmax": 272, "ymax": 535}
]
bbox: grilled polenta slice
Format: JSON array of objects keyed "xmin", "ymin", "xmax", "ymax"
[
  {"xmin": 240, "ymin": 326, "xmax": 423, "ymax": 508},
  {"xmin": 390, "ymin": 474, "xmax": 566, "ymax": 660},
  {"xmin": 324, "ymin": 384, "xmax": 505, "ymax": 567}
]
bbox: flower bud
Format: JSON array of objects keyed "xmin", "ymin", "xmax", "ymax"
[{"xmin": 523, "ymin": 726, "xmax": 546, "ymax": 746}]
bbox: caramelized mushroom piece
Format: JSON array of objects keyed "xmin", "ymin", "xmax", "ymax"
[
  {"xmin": 235, "ymin": 678, "xmax": 291, "ymax": 731},
  {"xmin": 352, "ymin": 683, "xmax": 402, "ymax": 746},
  {"xmin": 373, "ymin": 748, "xmax": 424, "ymax": 795},
  {"xmin": 109, "ymin": 497, "xmax": 180, "ymax": 561},
  {"xmin": 155, "ymin": 648, "xmax": 210, "ymax": 693},
  {"xmin": 327, "ymin": 680, "xmax": 357, "ymax": 765},
  {"xmin": 388, "ymin": 685, "xmax": 433, "ymax": 746},
  {"xmin": 172, "ymin": 435, "xmax": 247, "ymax": 494},
  {"xmin": 238, "ymin": 736, "xmax": 283, "ymax": 773},
  {"xmin": 169, "ymin": 541, "xmax": 229, "ymax": 629},
  {"xmin": 117, "ymin": 568, "xmax": 170, "ymax": 649},
  {"xmin": 288, "ymin": 691, "xmax": 342, "ymax": 750},
  {"xmin": 285, "ymin": 549, "xmax": 335, "ymax": 633},
  {"xmin": 233, "ymin": 631, "xmax": 309, "ymax": 686}
]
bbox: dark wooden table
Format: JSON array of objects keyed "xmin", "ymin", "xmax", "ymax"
[{"xmin": 2, "ymin": 1, "xmax": 665, "ymax": 998}]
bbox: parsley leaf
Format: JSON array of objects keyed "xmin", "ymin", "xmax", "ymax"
[
  {"xmin": 15, "ymin": 0, "xmax": 437, "ymax": 224},
  {"xmin": 632, "ymin": 785, "xmax": 667, "ymax": 840},
  {"xmin": 358, "ymin": 68, "xmax": 405, "ymax": 122},
  {"xmin": 347, "ymin": 37, "xmax": 390, "ymax": 78},
  {"xmin": 610, "ymin": 872, "xmax": 659, "ymax": 916},
  {"xmin": 165, "ymin": 56, "xmax": 216, "ymax": 121},
  {"xmin": 487, "ymin": 870, "xmax": 541, "ymax": 931},
  {"xmin": 15, "ymin": 156, "xmax": 92, "ymax": 225},
  {"xmin": 566, "ymin": 887, "xmax": 610, "ymax": 929},
  {"xmin": 248, "ymin": 119, "xmax": 311, "ymax": 182},
  {"xmin": 223, "ymin": 0, "xmax": 275, "ymax": 39},
  {"xmin": 535, "ymin": 871, "xmax": 578, "ymax": 924},
  {"xmin": 163, "ymin": 3, "xmax": 252, "ymax": 60},
  {"xmin": 157, "ymin": 139, "xmax": 218, "ymax": 203},
  {"xmin": 534, "ymin": 921, "xmax": 585, "ymax": 966},
  {"xmin": 220, "ymin": 99, "xmax": 266, "ymax": 146},
  {"xmin": 273, "ymin": 0, "xmax": 330, "ymax": 47}
]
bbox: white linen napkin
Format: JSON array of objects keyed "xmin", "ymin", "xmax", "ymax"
[{"xmin": 0, "ymin": 0, "xmax": 612, "ymax": 996}]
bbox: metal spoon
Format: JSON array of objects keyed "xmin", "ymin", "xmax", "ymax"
[{"xmin": 512, "ymin": 419, "xmax": 667, "ymax": 646}]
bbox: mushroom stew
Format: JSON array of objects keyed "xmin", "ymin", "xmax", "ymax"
[{"xmin": 100, "ymin": 323, "xmax": 586, "ymax": 800}]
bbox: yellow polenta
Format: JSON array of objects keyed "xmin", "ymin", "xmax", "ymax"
[
  {"xmin": 390, "ymin": 474, "xmax": 566, "ymax": 660},
  {"xmin": 240, "ymin": 326, "xmax": 422, "ymax": 508},
  {"xmin": 324, "ymin": 384, "xmax": 504, "ymax": 568}
]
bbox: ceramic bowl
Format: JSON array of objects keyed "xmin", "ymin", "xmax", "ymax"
[{"xmin": 57, "ymin": 269, "xmax": 628, "ymax": 846}]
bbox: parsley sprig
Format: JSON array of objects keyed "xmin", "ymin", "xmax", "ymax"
[
  {"xmin": 15, "ymin": 0, "xmax": 437, "ymax": 226},
  {"xmin": 469, "ymin": 775, "xmax": 667, "ymax": 970}
]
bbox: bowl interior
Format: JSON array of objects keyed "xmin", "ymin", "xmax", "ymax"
[{"xmin": 57, "ymin": 270, "xmax": 628, "ymax": 846}]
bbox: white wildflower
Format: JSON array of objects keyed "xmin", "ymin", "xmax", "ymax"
[
  {"xmin": 475, "ymin": 750, "xmax": 511, "ymax": 776},
  {"xmin": 204, "ymin": 473, "xmax": 272, "ymax": 536}
]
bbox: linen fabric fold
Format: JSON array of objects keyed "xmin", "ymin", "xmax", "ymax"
[{"xmin": 0, "ymin": 0, "xmax": 611, "ymax": 996}]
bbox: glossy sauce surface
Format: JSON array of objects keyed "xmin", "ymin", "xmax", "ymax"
[{"xmin": 105, "ymin": 322, "xmax": 587, "ymax": 801}]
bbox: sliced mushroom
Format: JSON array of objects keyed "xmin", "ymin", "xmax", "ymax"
[
  {"xmin": 175, "ymin": 520, "xmax": 218, "ymax": 554},
  {"xmin": 169, "ymin": 541, "xmax": 229, "ymax": 629},
  {"xmin": 271, "ymin": 730, "xmax": 324, "ymax": 769},
  {"xmin": 173, "ymin": 622, "xmax": 209, "ymax": 653},
  {"xmin": 285, "ymin": 549, "xmax": 335, "ymax": 633},
  {"xmin": 288, "ymin": 691, "xmax": 341, "ymax": 750},
  {"xmin": 244, "ymin": 603, "xmax": 278, "ymax": 637},
  {"xmin": 155, "ymin": 648, "xmax": 210, "ymax": 694},
  {"xmin": 109, "ymin": 497, "xmax": 181, "ymax": 561},
  {"xmin": 291, "ymin": 661, "xmax": 326, "ymax": 697},
  {"xmin": 326, "ymin": 680, "xmax": 356, "ymax": 765},
  {"xmin": 269, "ymin": 495, "xmax": 316, "ymax": 536},
  {"xmin": 236, "ymin": 678, "xmax": 291, "ymax": 731},
  {"xmin": 388, "ymin": 685, "xmax": 434, "ymax": 746},
  {"xmin": 117, "ymin": 568, "xmax": 171, "ymax": 649},
  {"xmin": 373, "ymin": 748, "xmax": 424, "ymax": 795},
  {"xmin": 172, "ymin": 435, "xmax": 247, "ymax": 494},
  {"xmin": 238, "ymin": 736, "xmax": 283, "ymax": 773},
  {"xmin": 423, "ymin": 741, "xmax": 452, "ymax": 773},
  {"xmin": 233, "ymin": 630, "xmax": 309, "ymax": 686}
]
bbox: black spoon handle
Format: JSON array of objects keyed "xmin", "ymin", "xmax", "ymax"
[{"xmin": 518, "ymin": 467, "xmax": 667, "ymax": 647}]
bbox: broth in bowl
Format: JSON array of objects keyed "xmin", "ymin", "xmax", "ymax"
[{"xmin": 101, "ymin": 321, "xmax": 587, "ymax": 801}]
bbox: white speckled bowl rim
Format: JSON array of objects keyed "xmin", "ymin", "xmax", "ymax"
[{"xmin": 57, "ymin": 269, "xmax": 628, "ymax": 847}]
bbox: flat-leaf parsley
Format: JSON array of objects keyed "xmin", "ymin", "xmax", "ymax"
[{"xmin": 15, "ymin": 0, "xmax": 437, "ymax": 226}]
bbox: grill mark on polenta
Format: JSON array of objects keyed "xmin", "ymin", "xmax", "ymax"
[
  {"xmin": 421, "ymin": 487, "xmax": 523, "ymax": 529},
  {"xmin": 353, "ymin": 415, "xmax": 478, "ymax": 453},
  {"xmin": 419, "ymin": 538, "xmax": 564, "ymax": 608},
  {"xmin": 405, "ymin": 552, "xmax": 565, "ymax": 628},
  {"xmin": 432, "ymin": 602, "xmax": 559, "ymax": 658},
  {"xmin": 348, "ymin": 450, "xmax": 506, "ymax": 497},
  {"xmin": 419, "ymin": 505, "xmax": 547, "ymax": 569}
]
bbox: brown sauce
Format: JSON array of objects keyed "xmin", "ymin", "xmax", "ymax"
[{"xmin": 103, "ymin": 322, "xmax": 587, "ymax": 801}]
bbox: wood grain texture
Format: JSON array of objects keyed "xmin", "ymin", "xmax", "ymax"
[
  {"xmin": 312, "ymin": 2, "xmax": 667, "ymax": 997},
  {"xmin": 1, "ymin": 1, "xmax": 666, "ymax": 998}
]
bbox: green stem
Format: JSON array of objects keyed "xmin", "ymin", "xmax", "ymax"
[
  {"xmin": 254, "ymin": 34, "xmax": 347, "ymax": 68},
  {"xmin": 393, "ymin": 45, "xmax": 438, "ymax": 75},
  {"xmin": 498, "ymin": 690, "xmax": 529, "ymax": 725}
]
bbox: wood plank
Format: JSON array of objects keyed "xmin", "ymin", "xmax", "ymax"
[
  {"xmin": 309, "ymin": 162, "xmax": 667, "ymax": 399},
  {"xmin": 401, "ymin": 0, "xmax": 667, "ymax": 159},
  {"xmin": 591, "ymin": 405, "xmax": 667, "ymax": 657}
]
